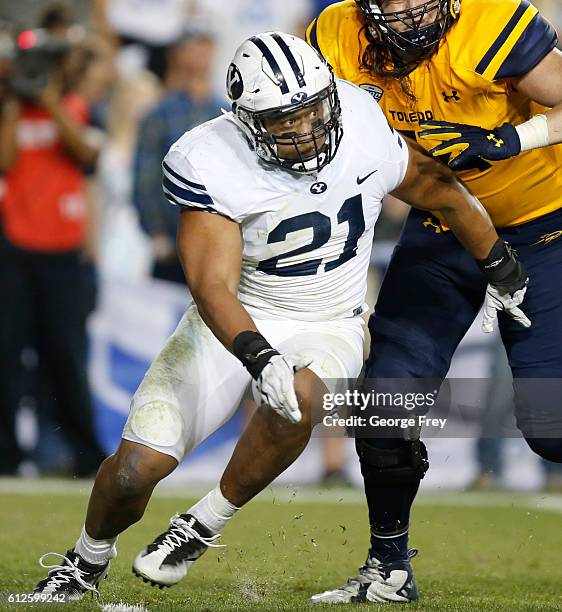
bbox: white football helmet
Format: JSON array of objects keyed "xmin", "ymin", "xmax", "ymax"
[{"xmin": 226, "ymin": 31, "xmax": 343, "ymax": 174}]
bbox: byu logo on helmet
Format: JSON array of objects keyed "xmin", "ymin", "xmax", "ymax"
[
  {"xmin": 291, "ymin": 92, "xmax": 308, "ymax": 104},
  {"xmin": 227, "ymin": 63, "xmax": 244, "ymax": 100}
]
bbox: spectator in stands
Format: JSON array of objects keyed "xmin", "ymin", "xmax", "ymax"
[
  {"xmin": 91, "ymin": 0, "xmax": 191, "ymax": 80},
  {"xmin": 133, "ymin": 27, "xmax": 221, "ymax": 284},
  {"xmin": 190, "ymin": 0, "xmax": 312, "ymax": 96},
  {"xmin": 97, "ymin": 73, "xmax": 161, "ymax": 280},
  {"xmin": 0, "ymin": 23, "xmax": 106, "ymax": 476}
]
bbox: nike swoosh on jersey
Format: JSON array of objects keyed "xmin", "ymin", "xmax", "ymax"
[{"xmin": 357, "ymin": 169, "xmax": 378, "ymax": 185}]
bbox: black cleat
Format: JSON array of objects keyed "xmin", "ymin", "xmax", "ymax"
[{"xmin": 33, "ymin": 549, "xmax": 109, "ymax": 601}]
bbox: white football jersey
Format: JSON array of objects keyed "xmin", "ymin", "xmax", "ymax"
[{"xmin": 162, "ymin": 79, "xmax": 408, "ymax": 321}]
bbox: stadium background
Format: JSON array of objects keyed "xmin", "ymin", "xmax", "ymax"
[{"xmin": 1, "ymin": 0, "xmax": 561, "ymax": 492}]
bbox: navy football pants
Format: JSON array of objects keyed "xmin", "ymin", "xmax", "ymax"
[{"xmin": 365, "ymin": 207, "xmax": 562, "ymax": 462}]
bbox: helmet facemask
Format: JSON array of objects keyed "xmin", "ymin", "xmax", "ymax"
[
  {"xmin": 357, "ymin": 0, "xmax": 458, "ymax": 72},
  {"xmin": 236, "ymin": 80, "xmax": 342, "ymax": 175}
]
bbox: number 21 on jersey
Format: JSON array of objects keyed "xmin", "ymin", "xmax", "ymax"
[{"xmin": 257, "ymin": 194, "xmax": 365, "ymax": 277}]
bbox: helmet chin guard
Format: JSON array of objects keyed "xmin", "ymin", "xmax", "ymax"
[{"xmin": 227, "ymin": 32, "xmax": 343, "ymax": 174}]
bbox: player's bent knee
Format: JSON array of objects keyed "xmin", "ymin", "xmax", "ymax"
[
  {"xmin": 109, "ymin": 442, "xmax": 177, "ymax": 498},
  {"xmin": 356, "ymin": 437, "xmax": 429, "ymax": 484},
  {"xmin": 524, "ymin": 438, "xmax": 562, "ymax": 463}
]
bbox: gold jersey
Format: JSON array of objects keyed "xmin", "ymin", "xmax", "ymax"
[{"xmin": 307, "ymin": 0, "xmax": 560, "ymax": 227}]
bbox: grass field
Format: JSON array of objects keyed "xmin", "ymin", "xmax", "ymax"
[{"xmin": 1, "ymin": 480, "xmax": 562, "ymax": 611}]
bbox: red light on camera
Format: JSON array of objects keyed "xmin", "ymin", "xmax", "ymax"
[{"xmin": 17, "ymin": 31, "xmax": 37, "ymax": 50}]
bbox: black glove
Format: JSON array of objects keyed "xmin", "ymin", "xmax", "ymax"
[{"xmin": 419, "ymin": 120, "xmax": 521, "ymax": 170}]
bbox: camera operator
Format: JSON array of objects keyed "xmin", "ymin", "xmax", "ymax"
[{"xmin": 0, "ymin": 29, "xmax": 106, "ymax": 476}]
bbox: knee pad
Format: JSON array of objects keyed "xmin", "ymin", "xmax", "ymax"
[
  {"xmin": 128, "ymin": 399, "xmax": 183, "ymax": 448},
  {"xmin": 525, "ymin": 438, "xmax": 562, "ymax": 463},
  {"xmin": 356, "ymin": 437, "xmax": 429, "ymax": 485}
]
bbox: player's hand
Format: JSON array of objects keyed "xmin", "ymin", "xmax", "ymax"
[
  {"xmin": 233, "ymin": 331, "xmax": 312, "ymax": 423},
  {"xmin": 418, "ymin": 120, "xmax": 521, "ymax": 170},
  {"xmin": 482, "ymin": 282, "xmax": 530, "ymax": 333},
  {"xmin": 256, "ymin": 354, "xmax": 312, "ymax": 423},
  {"xmin": 477, "ymin": 239, "xmax": 531, "ymax": 333}
]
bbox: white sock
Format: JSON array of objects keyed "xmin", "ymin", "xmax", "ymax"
[
  {"xmin": 188, "ymin": 484, "xmax": 239, "ymax": 535},
  {"xmin": 74, "ymin": 526, "xmax": 117, "ymax": 566}
]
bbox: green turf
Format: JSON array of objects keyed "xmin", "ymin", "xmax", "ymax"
[{"xmin": 1, "ymin": 487, "xmax": 562, "ymax": 611}]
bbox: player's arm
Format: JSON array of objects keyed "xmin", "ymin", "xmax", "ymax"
[
  {"xmin": 177, "ymin": 208, "xmax": 307, "ymax": 422},
  {"xmin": 392, "ymin": 142, "xmax": 530, "ymax": 331},
  {"xmin": 177, "ymin": 208, "xmax": 254, "ymax": 348},
  {"xmin": 419, "ymin": 8, "xmax": 561, "ymax": 169},
  {"xmin": 515, "ymin": 48, "xmax": 562, "ymax": 146},
  {"xmin": 392, "ymin": 142, "xmax": 497, "ymax": 259},
  {"xmin": 419, "ymin": 48, "xmax": 562, "ymax": 168}
]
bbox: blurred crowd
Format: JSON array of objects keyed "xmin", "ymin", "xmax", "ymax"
[
  {"xmin": 0, "ymin": 0, "xmax": 342, "ymax": 479},
  {"xmin": 0, "ymin": 1, "xmax": 560, "ymax": 487}
]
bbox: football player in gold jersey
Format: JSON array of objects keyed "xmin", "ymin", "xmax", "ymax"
[{"xmin": 307, "ymin": 0, "xmax": 562, "ymax": 604}]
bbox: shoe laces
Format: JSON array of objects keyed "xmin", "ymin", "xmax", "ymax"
[
  {"xmin": 154, "ymin": 514, "xmax": 225, "ymax": 557},
  {"xmin": 340, "ymin": 547, "xmax": 419, "ymax": 593},
  {"xmin": 38, "ymin": 553, "xmax": 100, "ymax": 596},
  {"xmin": 337, "ymin": 556, "xmax": 381, "ymax": 594}
]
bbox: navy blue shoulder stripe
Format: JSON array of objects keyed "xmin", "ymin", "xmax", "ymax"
[
  {"xmin": 162, "ymin": 160, "xmax": 207, "ymax": 192},
  {"xmin": 308, "ymin": 19, "xmax": 322, "ymax": 56},
  {"xmin": 163, "ymin": 176, "xmax": 214, "ymax": 205},
  {"xmin": 272, "ymin": 33, "xmax": 306, "ymax": 88},
  {"xmin": 165, "ymin": 191, "xmax": 216, "ymax": 213},
  {"xmin": 250, "ymin": 36, "xmax": 289, "ymax": 94},
  {"xmin": 475, "ymin": 0, "xmax": 530, "ymax": 76},
  {"xmin": 495, "ymin": 12, "xmax": 557, "ymax": 80}
]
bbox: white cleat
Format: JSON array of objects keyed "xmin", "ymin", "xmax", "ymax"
[
  {"xmin": 310, "ymin": 555, "xmax": 381, "ymax": 604},
  {"xmin": 132, "ymin": 513, "xmax": 224, "ymax": 588},
  {"xmin": 366, "ymin": 550, "xmax": 419, "ymax": 603},
  {"xmin": 311, "ymin": 549, "xmax": 419, "ymax": 604}
]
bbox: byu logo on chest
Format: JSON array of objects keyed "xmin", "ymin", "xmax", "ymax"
[{"xmin": 310, "ymin": 182, "xmax": 327, "ymax": 194}]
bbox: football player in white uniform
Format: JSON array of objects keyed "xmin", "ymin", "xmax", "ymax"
[{"xmin": 32, "ymin": 32, "xmax": 526, "ymax": 600}]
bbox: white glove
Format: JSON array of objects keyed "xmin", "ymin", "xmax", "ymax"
[
  {"xmin": 482, "ymin": 284, "xmax": 531, "ymax": 333},
  {"xmin": 256, "ymin": 354, "xmax": 312, "ymax": 423}
]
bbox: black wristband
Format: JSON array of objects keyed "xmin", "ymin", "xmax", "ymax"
[
  {"xmin": 477, "ymin": 239, "xmax": 528, "ymax": 293},
  {"xmin": 233, "ymin": 331, "xmax": 280, "ymax": 380}
]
